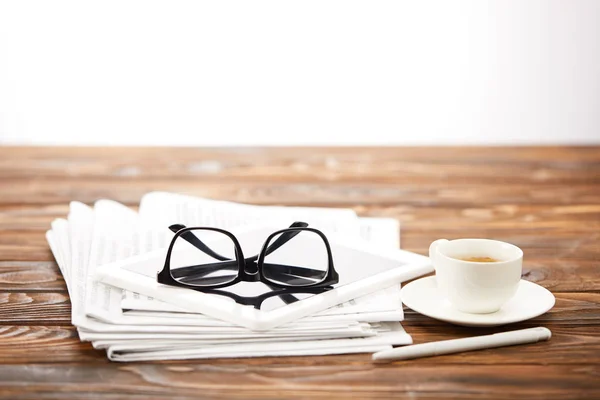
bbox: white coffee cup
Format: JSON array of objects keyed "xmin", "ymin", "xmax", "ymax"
[{"xmin": 429, "ymin": 238, "xmax": 523, "ymax": 314}]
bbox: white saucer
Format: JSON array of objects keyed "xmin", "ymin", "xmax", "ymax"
[{"xmin": 401, "ymin": 276, "xmax": 555, "ymax": 327}]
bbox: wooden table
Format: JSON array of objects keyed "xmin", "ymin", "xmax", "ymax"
[{"xmin": 1, "ymin": 146, "xmax": 599, "ymax": 399}]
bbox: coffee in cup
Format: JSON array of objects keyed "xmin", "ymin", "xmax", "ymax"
[
  {"xmin": 454, "ymin": 256, "xmax": 500, "ymax": 263},
  {"xmin": 429, "ymin": 238, "xmax": 523, "ymax": 314}
]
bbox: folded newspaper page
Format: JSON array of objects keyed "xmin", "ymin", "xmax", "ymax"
[{"xmin": 46, "ymin": 192, "xmax": 429, "ymax": 360}]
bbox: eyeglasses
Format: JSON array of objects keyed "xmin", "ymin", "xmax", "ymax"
[{"xmin": 157, "ymin": 222, "xmax": 339, "ymax": 309}]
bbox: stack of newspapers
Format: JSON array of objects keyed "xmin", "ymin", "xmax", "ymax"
[{"xmin": 46, "ymin": 192, "xmax": 431, "ymax": 361}]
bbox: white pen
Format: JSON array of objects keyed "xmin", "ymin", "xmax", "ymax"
[{"xmin": 372, "ymin": 327, "xmax": 551, "ymax": 362}]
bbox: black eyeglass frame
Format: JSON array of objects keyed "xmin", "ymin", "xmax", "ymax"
[
  {"xmin": 196, "ymin": 286, "xmax": 335, "ymax": 309},
  {"xmin": 157, "ymin": 224, "xmax": 339, "ymax": 292}
]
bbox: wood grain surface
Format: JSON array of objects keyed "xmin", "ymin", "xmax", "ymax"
[{"xmin": 0, "ymin": 146, "xmax": 598, "ymax": 399}]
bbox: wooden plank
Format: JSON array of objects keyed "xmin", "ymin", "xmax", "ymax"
[
  {"xmin": 357, "ymin": 204, "xmax": 600, "ymax": 231},
  {"xmin": 398, "ymin": 325, "xmax": 600, "ymax": 365},
  {"xmin": 2, "ymin": 203, "xmax": 599, "ymax": 232},
  {"xmin": 2, "ymin": 226, "xmax": 598, "ymax": 266},
  {"xmin": 400, "ymin": 231, "xmax": 600, "ymax": 261},
  {"xmin": 5, "ymin": 225, "xmax": 595, "ymax": 253},
  {"xmin": 0, "ymin": 204, "xmax": 70, "ymax": 230},
  {"xmin": 514, "ymin": 259, "xmax": 600, "ymax": 292},
  {"xmin": 1, "ymin": 179, "xmax": 599, "ymax": 207},
  {"xmin": 1, "ymin": 257, "xmax": 600, "ymax": 293},
  {"xmin": 2, "ymin": 147, "xmax": 599, "ymax": 184},
  {"xmin": 4, "ymin": 145, "xmax": 600, "ymax": 164},
  {"xmin": 0, "ymin": 326, "xmax": 107, "ymax": 364},
  {"xmin": 0, "ymin": 364, "xmax": 598, "ymax": 399},
  {"xmin": 402, "ymin": 293, "xmax": 600, "ymax": 327},
  {"xmin": 0, "ymin": 291, "xmax": 597, "ymax": 326},
  {"xmin": 0, "ymin": 262, "xmax": 66, "ymax": 292},
  {"xmin": 0, "ymin": 232, "xmax": 54, "ymax": 261},
  {"xmin": 0, "ymin": 325, "xmax": 598, "ymax": 366},
  {"xmin": 1, "ymin": 230, "xmax": 599, "ymax": 288},
  {"xmin": 0, "ymin": 292, "xmax": 71, "ymax": 324}
]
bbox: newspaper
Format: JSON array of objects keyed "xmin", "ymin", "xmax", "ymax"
[{"xmin": 45, "ymin": 192, "xmax": 432, "ymax": 361}]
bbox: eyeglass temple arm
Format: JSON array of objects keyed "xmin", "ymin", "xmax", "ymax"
[
  {"xmin": 246, "ymin": 221, "xmax": 309, "ymax": 262},
  {"xmin": 169, "ymin": 224, "xmax": 230, "ymax": 261},
  {"xmin": 169, "ymin": 221, "xmax": 309, "ymax": 265},
  {"xmin": 175, "ymin": 269, "xmax": 308, "ymax": 305},
  {"xmin": 200, "ymin": 286, "xmax": 334, "ymax": 309}
]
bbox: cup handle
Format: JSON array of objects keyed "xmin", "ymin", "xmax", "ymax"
[{"xmin": 429, "ymin": 239, "xmax": 449, "ymax": 264}]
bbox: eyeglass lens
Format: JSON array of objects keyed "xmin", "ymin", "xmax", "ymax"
[{"xmin": 169, "ymin": 229, "xmax": 239, "ymax": 287}]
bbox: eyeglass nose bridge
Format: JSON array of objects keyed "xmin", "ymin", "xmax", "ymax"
[{"xmin": 242, "ymin": 258, "xmax": 260, "ymax": 280}]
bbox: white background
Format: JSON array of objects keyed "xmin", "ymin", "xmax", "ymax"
[{"xmin": 1, "ymin": 0, "xmax": 599, "ymax": 146}]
